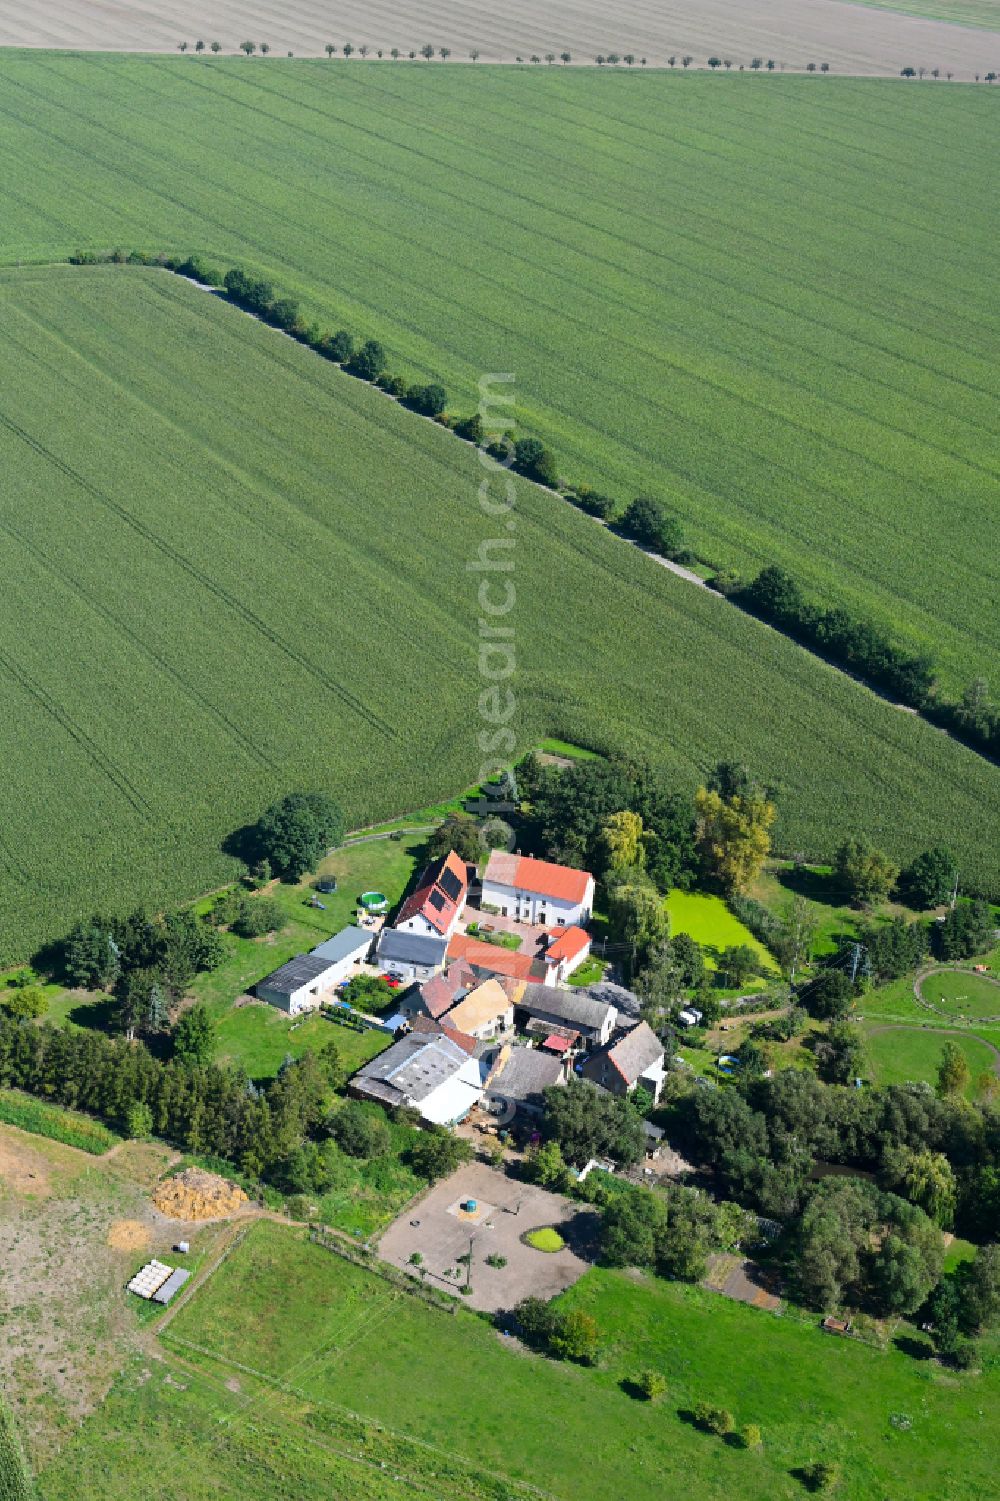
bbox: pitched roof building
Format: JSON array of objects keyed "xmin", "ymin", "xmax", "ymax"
[
  {"xmin": 376, "ymin": 928, "xmax": 448, "ymax": 981},
  {"xmin": 517, "ymin": 982, "xmax": 618, "ymax": 1046},
  {"xmin": 485, "ymin": 1045, "xmax": 567, "ymax": 1117},
  {"xmin": 350, "ymin": 1032, "xmax": 484, "ymax": 1124},
  {"xmin": 395, "ymin": 851, "xmax": 469, "ymax": 939},
  {"xmin": 446, "ymin": 932, "xmax": 548, "ymax": 984},
  {"xmin": 256, "ymin": 953, "xmax": 344, "ymax": 1017},
  {"xmin": 409, "ymin": 1014, "xmax": 478, "ymax": 1056},
  {"xmin": 445, "ymin": 977, "xmax": 517, "ymax": 1041},
  {"xmin": 540, "ymin": 925, "xmax": 592, "ymax": 983},
  {"xmin": 481, "ymin": 851, "xmax": 595, "ymax": 927},
  {"xmin": 581, "ymin": 1021, "xmax": 666, "ymax": 1103}
]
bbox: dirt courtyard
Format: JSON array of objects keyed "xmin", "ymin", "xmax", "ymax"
[
  {"xmin": 0, "ymin": 0, "xmax": 995, "ymax": 77},
  {"xmin": 377, "ymin": 1160, "xmax": 597, "ymax": 1312}
]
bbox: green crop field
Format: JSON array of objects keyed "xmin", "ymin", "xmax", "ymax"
[
  {"xmin": 1, "ymin": 264, "xmax": 1000, "ymax": 962},
  {"xmin": 38, "ymin": 1220, "xmax": 997, "ymax": 1501},
  {"xmin": 848, "ymin": 0, "xmax": 1000, "ymax": 26},
  {"xmin": 0, "ymin": 1090, "xmax": 120, "ymax": 1155},
  {"xmin": 0, "ymin": 57, "xmax": 997, "ymax": 698}
]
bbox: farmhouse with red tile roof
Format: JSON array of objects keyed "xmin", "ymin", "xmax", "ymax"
[
  {"xmin": 395, "ymin": 850, "xmax": 469, "ymax": 939},
  {"xmin": 481, "ymin": 851, "xmax": 595, "ymax": 928}
]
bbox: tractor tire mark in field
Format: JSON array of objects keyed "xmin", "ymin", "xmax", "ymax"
[
  {"xmin": 866, "ymin": 1022, "xmax": 1000, "ymax": 1076},
  {"xmin": 0, "ymin": 643, "xmax": 151, "ymax": 817},
  {"xmin": 0, "ymin": 833, "xmax": 32, "ymax": 885},
  {"xmin": 0, "ymin": 511, "xmax": 277, "ymax": 773},
  {"xmin": 0, "ymin": 412, "xmax": 396, "ymax": 741}
]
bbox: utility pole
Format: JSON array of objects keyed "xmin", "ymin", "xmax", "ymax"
[
  {"xmin": 848, "ymin": 943, "xmax": 864, "ymax": 985},
  {"xmin": 951, "ymin": 872, "xmax": 959, "ymax": 911}
]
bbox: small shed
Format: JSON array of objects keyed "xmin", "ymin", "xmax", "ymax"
[
  {"xmin": 152, "ymin": 1267, "xmax": 191, "ymax": 1305},
  {"xmin": 257, "ymin": 954, "xmax": 343, "ymax": 1017}
]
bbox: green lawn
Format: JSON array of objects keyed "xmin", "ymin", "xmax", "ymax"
[
  {"xmin": 666, "ymin": 890, "xmax": 779, "ymax": 976},
  {"xmin": 20, "ymin": 835, "xmax": 422, "ymax": 1085},
  {"xmin": 920, "ymin": 968, "xmax": 1000, "ymax": 1020},
  {"xmin": 3, "ymin": 267, "xmax": 996, "ymax": 965},
  {"xmin": 862, "ymin": 1023, "xmax": 997, "ymax": 1097},
  {"xmin": 751, "ymin": 862, "xmax": 863, "ymax": 958},
  {"xmin": 40, "ymin": 1219, "xmax": 994, "ymax": 1501}
]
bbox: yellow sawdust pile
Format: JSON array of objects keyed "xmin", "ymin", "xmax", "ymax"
[
  {"xmin": 107, "ymin": 1219, "xmax": 151, "ymax": 1252},
  {"xmin": 152, "ymin": 1167, "xmax": 248, "ymax": 1221}
]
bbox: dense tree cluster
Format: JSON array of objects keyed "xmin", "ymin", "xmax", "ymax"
[
  {"xmin": 675, "ymin": 1064, "xmax": 1000, "ymax": 1244},
  {"xmin": 599, "ymin": 1179, "xmax": 749, "ymax": 1281},
  {"xmin": 61, "ymin": 907, "xmax": 227, "ymax": 1039},
  {"xmin": 515, "ymin": 751, "xmax": 698, "ymax": 891},
  {"xmin": 933, "ymin": 900, "xmax": 996, "ymax": 960},
  {"xmin": 0, "ymin": 1014, "xmax": 341, "ymax": 1178},
  {"xmin": 509, "ymin": 1297, "xmax": 599, "ymax": 1363},
  {"xmin": 253, "ymin": 791, "xmax": 345, "ymax": 880},
  {"xmin": 540, "ymin": 1077, "xmax": 645, "ymax": 1166},
  {"xmin": 793, "ymin": 1176, "xmax": 943, "ymax": 1315}
]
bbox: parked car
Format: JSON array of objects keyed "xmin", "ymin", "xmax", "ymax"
[{"xmin": 316, "ymin": 877, "xmax": 337, "ymax": 894}]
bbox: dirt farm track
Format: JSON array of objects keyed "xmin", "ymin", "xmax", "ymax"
[{"xmin": 2, "ymin": 0, "xmax": 999, "ymax": 77}]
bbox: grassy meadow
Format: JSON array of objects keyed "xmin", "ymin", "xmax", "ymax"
[
  {"xmin": 2, "ymin": 267, "xmax": 998, "ymax": 961},
  {"xmin": 666, "ymin": 889, "xmax": 779, "ymax": 978},
  {"xmin": 0, "ymin": 59, "xmax": 996, "ymax": 697},
  {"xmin": 37, "ymin": 1219, "xmax": 998, "ymax": 1501}
]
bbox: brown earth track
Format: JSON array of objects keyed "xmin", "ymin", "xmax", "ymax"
[{"xmin": 0, "ymin": 0, "xmax": 998, "ymax": 78}]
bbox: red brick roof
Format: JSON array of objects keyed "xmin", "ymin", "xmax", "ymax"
[
  {"xmin": 410, "ymin": 1014, "xmax": 477, "ymax": 1056},
  {"xmin": 396, "ymin": 850, "xmax": 468, "ymax": 935},
  {"xmin": 418, "ymin": 973, "xmax": 460, "ymax": 1020},
  {"xmin": 447, "ymin": 933, "xmax": 546, "ymax": 982},
  {"xmin": 485, "ymin": 851, "xmax": 592, "ymax": 905},
  {"xmin": 541, "ymin": 1033, "xmax": 576, "ymax": 1053},
  {"xmin": 544, "ymin": 926, "xmax": 591, "ymax": 963}
]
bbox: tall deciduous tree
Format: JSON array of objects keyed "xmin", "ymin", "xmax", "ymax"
[
  {"xmin": 937, "ymin": 1041, "xmax": 970, "ymax": 1098},
  {"xmin": 834, "ymin": 837, "xmax": 899, "ymax": 907},
  {"xmin": 598, "ymin": 810, "xmax": 645, "ymax": 874},
  {"xmin": 899, "ymin": 846, "xmax": 957, "ymax": 909},
  {"xmin": 694, "ymin": 783, "xmax": 775, "ymax": 892},
  {"xmin": 254, "ymin": 791, "xmax": 344, "ymax": 880}
]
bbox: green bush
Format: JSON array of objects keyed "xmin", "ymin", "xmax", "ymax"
[{"xmin": 637, "ymin": 1369, "xmax": 667, "ymax": 1400}]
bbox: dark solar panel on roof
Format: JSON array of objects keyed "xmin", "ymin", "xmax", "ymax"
[
  {"xmin": 439, "ymin": 867, "xmax": 463, "ymax": 901},
  {"xmin": 429, "ymin": 889, "xmax": 446, "ymax": 911}
]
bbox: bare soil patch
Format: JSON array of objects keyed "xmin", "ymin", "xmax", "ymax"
[
  {"xmin": 0, "ymin": 0, "xmax": 996, "ymax": 76},
  {"xmin": 704, "ymin": 1253, "xmax": 783, "ymax": 1312},
  {"xmin": 378, "ymin": 1160, "xmax": 596, "ymax": 1312},
  {"xmin": 106, "ymin": 1218, "xmax": 152, "ymax": 1252},
  {"xmin": 0, "ymin": 1127, "xmax": 160, "ymax": 1467},
  {"xmin": 0, "ymin": 1131, "xmax": 53, "ymax": 1197}
]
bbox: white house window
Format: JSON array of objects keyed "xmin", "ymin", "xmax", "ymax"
[{"xmin": 556, "ymin": 917, "xmax": 566, "ymax": 926}]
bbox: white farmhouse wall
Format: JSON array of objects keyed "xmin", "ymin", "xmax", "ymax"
[{"xmin": 480, "ymin": 881, "xmax": 594, "ymax": 927}]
